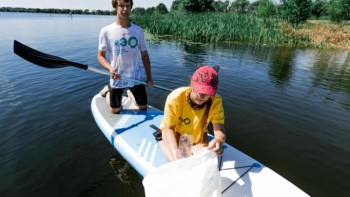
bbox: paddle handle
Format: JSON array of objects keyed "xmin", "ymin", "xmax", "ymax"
[{"xmin": 87, "ymin": 67, "xmax": 172, "ymax": 92}]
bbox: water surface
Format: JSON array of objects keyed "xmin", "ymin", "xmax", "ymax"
[{"xmin": 0, "ymin": 12, "xmax": 349, "ymax": 197}]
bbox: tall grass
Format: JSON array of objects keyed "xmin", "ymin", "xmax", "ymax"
[{"xmin": 131, "ymin": 12, "xmax": 311, "ymax": 46}]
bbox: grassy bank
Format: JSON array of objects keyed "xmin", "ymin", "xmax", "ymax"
[
  {"xmin": 282, "ymin": 20, "xmax": 350, "ymax": 50},
  {"xmin": 131, "ymin": 12, "xmax": 350, "ymax": 50}
]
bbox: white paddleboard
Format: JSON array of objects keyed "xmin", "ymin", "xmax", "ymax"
[{"xmin": 91, "ymin": 94, "xmax": 309, "ymax": 197}]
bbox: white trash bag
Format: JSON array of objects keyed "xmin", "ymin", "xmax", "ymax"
[{"xmin": 142, "ymin": 149, "xmax": 221, "ymax": 197}]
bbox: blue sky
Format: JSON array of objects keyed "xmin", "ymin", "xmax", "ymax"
[{"xmin": 0, "ymin": 0, "xmax": 175, "ymax": 10}]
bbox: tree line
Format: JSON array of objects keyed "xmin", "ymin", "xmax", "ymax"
[
  {"xmin": 0, "ymin": 7, "xmax": 114, "ymax": 15},
  {"xmin": 133, "ymin": 0, "xmax": 350, "ymax": 24}
]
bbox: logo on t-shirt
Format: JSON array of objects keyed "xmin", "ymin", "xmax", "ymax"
[
  {"xmin": 179, "ymin": 117, "xmax": 191, "ymax": 125},
  {"xmin": 114, "ymin": 37, "xmax": 138, "ymax": 48},
  {"xmin": 115, "ymin": 36, "xmax": 138, "ymax": 55}
]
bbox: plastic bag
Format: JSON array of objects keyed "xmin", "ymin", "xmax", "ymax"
[{"xmin": 142, "ymin": 149, "xmax": 221, "ymax": 197}]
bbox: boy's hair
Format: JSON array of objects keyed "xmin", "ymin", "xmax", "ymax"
[{"xmin": 112, "ymin": 0, "xmax": 133, "ymax": 8}]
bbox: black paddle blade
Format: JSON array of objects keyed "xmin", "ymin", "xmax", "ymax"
[{"xmin": 13, "ymin": 40, "xmax": 88, "ymax": 70}]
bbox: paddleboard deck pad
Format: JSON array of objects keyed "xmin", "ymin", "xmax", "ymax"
[{"xmin": 91, "ymin": 94, "xmax": 309, "ymax": 196}]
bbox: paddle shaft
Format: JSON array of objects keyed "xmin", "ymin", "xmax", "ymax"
[
  {"xmin": 88, "ymin": 67, "xmax": 172, "ymax": 92},
  {"xmin": 13, "ymin": 40, "xmax": 172, "ymax": 92}
]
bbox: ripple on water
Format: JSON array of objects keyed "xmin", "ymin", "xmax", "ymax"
[{"xmin": 0, "ymin": 75, "xmax": 22, "ymax": 106}]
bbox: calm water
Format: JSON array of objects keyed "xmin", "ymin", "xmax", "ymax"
[{"xmin": 1, "ymin": 12, "xmax": 349, "ymax": 197}]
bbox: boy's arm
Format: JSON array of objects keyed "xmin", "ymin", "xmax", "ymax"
[
  {"xmin": 141, "ymin": 50, "xmax": 153, "ymax": 87},
  {"xmin": 97, "ymin": 50, "xmax": 119, "ymax": 79}
]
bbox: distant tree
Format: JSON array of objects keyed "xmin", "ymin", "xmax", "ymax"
[
  {"xmin": 329, "ymin": 0, "xmax": 350, "ymax": 22},
  {"xmin": 95, "ymin": 10, "xmax": 104, "ymax": 15},
  {"xmin": 145, "ymin": 7, "xmax": 156, "ymax": 15},
  {"xmin": 47, "ymin": 8, "xmax": 56, "ymax": 13},
  {"xmin": 275, "ymin": 3, "xmax": 284, "ymax": 17},
  {"xmin": 281, "ymin": 0, "xmax": 312, "ymax": 25},
  {"xmin": 156, "ymin": 3, "xmax": 168, "ymax": 14},
  {"xmin": 250, "ymin": 1, "xmax": 261, "ymax": 14},
  {"xmin": 132, "ymin": 7, "xmax": 146, "ymax": 15},
  {"xmin": 183, "ymin": 0, "xmax": 214, "ymax": 13},
  {"xmin": 62, "ymin": 9, "xmax": 70, "ymax": 14},
  {"xmin": 2, "ymin": 7, "xmax": 10, "ymax": 12},
  {"xmin": 310, "ymin": 0, "xmax": 329, "ymax": 19},
  {"xmin": 256, "ymin": 0, "xmax": 276, "ymax": 18},
  {"xmin": 212, "ymin": 0, "xmax": 230, "ymax": 12},
  {"xmin": 345, "ymin": 0, "xmax": 350, "ymax": 20},
  {"xmin": 171, "ymin": 0, "xmax": 185, "ymax": 12},
  {"xmin": 231, "ymin": 0, "xmax": 250, "ymax": 14}
]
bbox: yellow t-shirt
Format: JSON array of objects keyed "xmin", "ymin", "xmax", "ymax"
[{"xmin": 160, "ymin": 87, "xmax": 225, "ymax": 143}]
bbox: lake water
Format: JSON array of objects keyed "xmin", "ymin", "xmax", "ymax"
[{"xmin": 1, "ymin": 12, "xmax": 349, "ymax": 197}]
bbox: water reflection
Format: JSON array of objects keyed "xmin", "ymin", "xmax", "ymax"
[
  {"xmin": 268, "ymin": 47, "xmax": 295, "ymax": 85},
  {"xmin": 311, "ymin": 50, "xmax": 350, "ymax": 94},
  {"xmin": 108, "ymin": 153, "xmax": 144, "ymax": 196}
]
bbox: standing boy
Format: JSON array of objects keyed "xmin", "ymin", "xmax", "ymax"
[{"xmin": 98, "ymin": 0, "xmax": 153, "ymax": 114}]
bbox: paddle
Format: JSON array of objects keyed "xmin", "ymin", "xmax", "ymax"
[{"xmin": 13, "ymin": 40, "xmax": 172, "ymax": 92}]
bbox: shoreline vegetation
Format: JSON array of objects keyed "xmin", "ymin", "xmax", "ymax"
[
  {"xmin": 2, "ymin": 0, "xmax": 350, "ymax": 50},
  {"xmin": 131, "ymin": 13, "xmax": 350, "ymax": 50},
  {"xmin": 132, "ymin": 12, "xmax": 350, "ymax": 50}
]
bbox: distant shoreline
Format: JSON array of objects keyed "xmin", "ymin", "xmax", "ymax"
[{"xmin": 0, "ymin": 7, "xmax": 113, "ymax": 15}]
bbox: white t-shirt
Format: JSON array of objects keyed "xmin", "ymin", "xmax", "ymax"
[{"xmin": 98, "ymin": 22, "xmax": 147, "ymax": 88}]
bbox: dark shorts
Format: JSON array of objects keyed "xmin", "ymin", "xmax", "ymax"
[{"xmin": 109, "ymin": 85, "xmax": 147, "ymax": 108}]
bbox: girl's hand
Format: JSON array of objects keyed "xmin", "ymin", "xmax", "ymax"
[{"xmin": 208, "ymin": 138, "xmax": 224, "ymax": 155}]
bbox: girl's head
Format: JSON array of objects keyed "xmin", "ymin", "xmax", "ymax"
[{"xmin": 191, "ymin": 65, "xmax": 219, "ymax": 97}]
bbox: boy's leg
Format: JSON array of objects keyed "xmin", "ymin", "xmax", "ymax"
[{"xmin": 108, "ymin": 87, "xmax": 124, "ymax": 114}]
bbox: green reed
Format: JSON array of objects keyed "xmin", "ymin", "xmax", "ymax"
[{"xmin": 131, "ymin": 12, "xmax": 310, "ymax": 46}]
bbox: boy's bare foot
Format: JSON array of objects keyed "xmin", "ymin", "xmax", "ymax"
[
  {"xmin": 126, "ymin": 89, "xmax": 137, "ymax": 105},
  {"xmin": 99, "ymin": 85, "xmax": 109, "ymax": 97}
]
